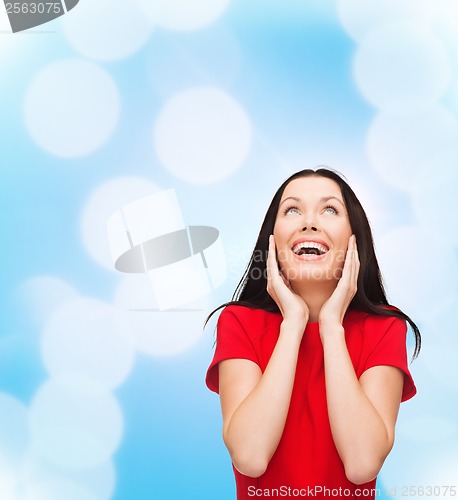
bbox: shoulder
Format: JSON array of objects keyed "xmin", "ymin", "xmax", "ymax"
[
  {"xmin": 346, "ymin": 308, "xmax": 406, "ymax": 333},
  {"xmin": 206, "ymin": 305, "xmax": 280, "ymax": 393},
  {"xmin": 219, "ymin": 304, "xmax": 280, "ymax": 324},
  {"xmin": 363, "ymin": 310, "xmax": 407, "ymax": 339},
  {"xmin": 345, "ymin": 308, "xmax": 409, "ymax": 366},
  {"xmin": 344, "ymin": 308, "xmax": 408, "ymax": 357},
  {"xmin": 217, "ymin": 304, "xmax": 282, "ymax": 342},
  {"xmin": 349, "ymin": 309, "xmax": 416, "ymax": 402}
]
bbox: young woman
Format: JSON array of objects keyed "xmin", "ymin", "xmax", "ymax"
[{"xmin": 205, "ymin": 168, "xmax": 420, "ymax": 499}]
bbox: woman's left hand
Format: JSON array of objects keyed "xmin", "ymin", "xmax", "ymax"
[{"xmin": 318, "ymin": 234, "xmax": 360, "ymax": 334}]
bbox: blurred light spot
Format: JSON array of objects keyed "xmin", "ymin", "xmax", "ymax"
[
  {"xmin": 154, "ymin": 87, "xmax": 252, "ymax": 184},
  {"xmin": 146, "ymin": 26, "xmax": 242, "ymax": 98},
  {"xmin": 42, "ymin": 298, "xmax": 135, "ymax": 389},
  {"xmin": 433, "ymin": 0, "xmax": 458, "ymax": 39},
  {"xmin": 63, "ymin": 0, "xmax": 154, "ymax": 61},
  {"xmin": 16, "ymin": 276, "xmax": 80, "ymax": 327},
  {"xmin": 0, "ymin": 454, "xmax": 16, "ymax": 500},
  {"xmin": 354, "ymin": 22, "xmax": 450, "ymax": 113},
  {"xmin": 381, "ymin": 446, "xmax": 441, "ymax": 499},
  {"xmin": 420, "ymin": 293, "xmax": 458, "ymax": 347},
  {"xmin": 133, "ymin": 0, "xmax": 231, "ymax": 31},
  {"xmin": 337, "ymin": 0, "xmax": 434, "ymax": 42},
  {"xmin": 80, "ymin": 177, "xmax": 159, "ymax": 270},
  {"xmin": 421, "ymin": 338, "xmax": 458, "ymax": 392},
  {"xmin": 21, "ymin": 451, "xmax": 115, "ymax": 500},
  {"xmin": 114, "ymin": 276, "xmax": 208, "ymax": 356},
  {"xmin": 23, "ymin": 479, "xmax": 99, "ymax": 500},
  {"xmin": 397, "ymin": 416, "xmax": 457, "ymax": 443},
  {"xmin": 382, "ymin": 446, "xmax": 458, "ymax": 498},
  {"xmin": 29, "ymin": 376, "xmax": 123, "ymax": 469},
  {"xmin": 377, "ymin": 225, "xmax": 458, "ymax": 323},
  {"xmin": 367, "ymin": 106, "xmax": 458, "ymax": 191},
  {"xmin": 0, "ymin": 6, "xmax": 10, "ymax": 32},
  {"xmin": 0, "ymin": 13, "xmax": 28, "ymax": 72},
  {"xmin": 427, "ymin": 451, "xmax": 458, "ymax": 493},
  {"xmin": 411, "ymin": 149, "xmax": 458, "ymax": 245},
  {"xmin": 24, "ymin": 59, "xmax": 119, "ymax": 157},
  {"xmin": 0, "ymin": 393, "xmax": 30, "ymax": 467}
]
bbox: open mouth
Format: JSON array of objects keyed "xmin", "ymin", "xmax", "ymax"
[{"xmin": 292, "ymin": 241, "xmax": 329, "ymax": 257}]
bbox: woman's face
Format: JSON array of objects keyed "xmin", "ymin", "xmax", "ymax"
[{"xmin": 273, "ymin": 176, "xmax": 353, "ymax": 284}]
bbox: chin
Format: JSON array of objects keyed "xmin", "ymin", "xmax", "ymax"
[{"xmin": 286, "ymin": 264, "xmax": 342, "ymax": 283}]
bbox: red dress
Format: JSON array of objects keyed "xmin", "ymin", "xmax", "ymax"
[{"xmin": 206, "ymin": 305, "xmax": 416, "ymax": 499}]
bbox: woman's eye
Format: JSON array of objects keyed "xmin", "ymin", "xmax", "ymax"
[
  {"xmin": 283, "ymin": 206, "xmax": 300, "ymax": 215},
  {"xmin": 323, "ymin": 205, "xmax": 338, "ymax": 215}
]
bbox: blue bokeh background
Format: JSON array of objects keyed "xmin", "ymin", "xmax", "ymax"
[{"xmin": 1, "ymin": 1, "xmax": 458, "ymax": 499}]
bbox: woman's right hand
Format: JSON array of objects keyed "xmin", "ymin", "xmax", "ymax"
[
  {"xmin": 218, "ymin": 234, "xmax": 308, "ymax": 476},
  {"xmin": 266, "ymin": 234, "xmax": 309, "ymax": 332}
]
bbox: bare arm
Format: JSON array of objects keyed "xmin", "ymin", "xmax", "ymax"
[
  {"xmin": 219, "ymin": 235, "xmax": 308, "ymax": 477},
  {"xmin": 219, "ymin": 321, "xmax": 302, "ymax": 477},
  {"xmin": 322, "ymin": 328, "xmax": 403, "ymax": 484},
  {"xmin": 319, "ymin": 235, "xmax": 403, "ymax": 484}
]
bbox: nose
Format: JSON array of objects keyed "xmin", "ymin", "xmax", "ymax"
[{"xmin": 302, "ymin": 226, "xmax": 318, "ymax": 232}]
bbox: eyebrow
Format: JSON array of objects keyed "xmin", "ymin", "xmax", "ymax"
[{"xmin": 279, "ymin": 195, "xmax": 345, "ymax": 207}]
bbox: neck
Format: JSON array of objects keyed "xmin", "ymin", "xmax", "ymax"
[{"xmin": 290, "ymin": 279, "xmax": 337, "ymax": 323}]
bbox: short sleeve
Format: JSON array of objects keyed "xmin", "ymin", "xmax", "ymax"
[
  {"xmin": 205, "ymin": 306, "xmax": 260, "ymax": 394},
  {"xmin": 362, "ymin": 316, "xmax": 417, "ymax": 402}
]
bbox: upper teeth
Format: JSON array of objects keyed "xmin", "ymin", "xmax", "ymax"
[{"xmin": 292, "ymin": 242, "xmax": 329, "ymax": 254}]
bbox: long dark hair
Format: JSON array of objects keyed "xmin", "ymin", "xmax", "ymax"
[{"xmin": 205, "ymin": 167, "xmax": 421, "ymax": 359}]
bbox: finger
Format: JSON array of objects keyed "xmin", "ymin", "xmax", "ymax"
[
  {"xmin": 343, "ymin": 235, "xmax": 358, "ymax": 293},
  {"xmin": 339, "ymin": 235, "xmax": 354, "ymax": 285},
  {"xmin": 354, "ymin": 236, "xmax": 361, "ymax": 287},
  {"xmin": 266, "ymin": 235, "xmax": 282, "ymax": 294},
  {"xmin": 266, "ymin": 235, "xmax": 276, "ymax": 282},
  {"xmin": 353, "ymin": 235, "xmax": 360, "ymax": 267},
  {"xmin": 350, "ymin": 235, "xmax": 359, "ymax": 292},
  {"xmin": 280, "ymin": 271, "xmax": 292, "ymax": 289}
]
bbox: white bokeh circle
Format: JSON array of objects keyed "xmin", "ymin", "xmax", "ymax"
[
  {"xmin": 432, "ymin": 0, "xmax": 458, "ymax": 38},
  {"xmin": 146, "ymin": 26, "xmax": 242, "ymax": 99},
  {"xmin": 419, "ymin": 294, "xmax": 458, "ymax": 392},
  {"xmin": 42, "ymin": 298, "xmax": 135, "ymax": 389},
  {"xmin": 376, "ymin": 225, "xmax": 458, "ymax": 323},
  {"xmin": 427, "ymin": 450, "xmax": 458, "ymax": 494},
  {"xmin": 24, "ymin": 59, "xmax": 120, "ymax": 158},
  {"xmin": 29, "ymin": 376, "xmax": 123, "ymax": 469},
  {"xmin": 81, "ymin": 177, "xmax": 159, "ymax": 270},
  {"xmin": 63, "ymin": 0, "xmax": 154, "ymax": 61},
  {"xmin": 396, "ymin": 415, "xmax": 457, "ymax": 443},
  {"xmin": 354, "ymin": 22, "xmax": 450, "ymax": 113},
  {"xmin": 16, "ymin": 276, "xmax": 80, "ymax": 327},
  {"xmin": 367, "ymin": 106, "xmax": 458, "ymax": 191},
  {"xmin": 132, "ymin": 0, "xmax": 231, "ymax": 31},
  {"xmin": 0, "ymin": 393, "xmax": 30, "ymax": 467},
  {"xmin": 0, "ymin": 454, "xmax": 16, "ymax": 500},
  {"xmin": 0, "ymin": 14, "xmax": 28, "ymax": 71},
  {"xmin": 0, "ymin": 6, "xmax": 10, "ymax": 32},
  {"xmin": 420, "ymin": 293, "xmax": 458, "ymax": 349},
  {"xmin": 418, "ymin": 340, "xmax": 458, "ymax": 393},
  {"xmin": 410, "ymin": 149, "xmax": 458, "ymax": 245},
  {"xmin": 23, "ymin": 479, "xmax": 100, "ymax": 500},
  {"xmin": 114, "ymin": 275, "xmax": 208, "ymax": 356},
  {"xmin": 154, "ymin": 87, "xmax": 252, "ymax": 185},
  {"xmin": 383, "ymin": 445, "xmax": 458, "ymax": 499},
  {"xmin": 337, "ymin": 0, "xmax": 434, "ymax": 42},
  {"xmin": 21, "ymin": 451, "xmax": 115, "ymax": 500},
  {"xmin": 428, "ymin": 1, "xmax": 458, "ymax": 118}
]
